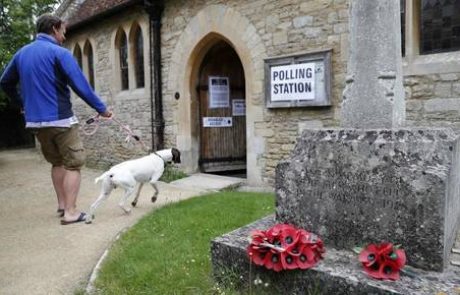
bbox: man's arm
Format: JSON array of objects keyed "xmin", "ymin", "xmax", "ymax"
[{"xmin": 56, "ymin": 49, "xmax": 109, "ymax": 115}]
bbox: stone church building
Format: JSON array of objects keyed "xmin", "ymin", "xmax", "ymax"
[{"xmin": 55, "ymin": 0, "xmax": 460, "ymax": 186}]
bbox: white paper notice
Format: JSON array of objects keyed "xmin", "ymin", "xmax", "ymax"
[
  {"xmin": 209, "ymin": 76, "xmax": 230, "ymax": 108},
  {"xmin": 232, "ymin": 99, "xmax": 245, "ymax": 116}
]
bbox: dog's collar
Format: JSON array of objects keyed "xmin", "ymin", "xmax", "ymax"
[{"xmin": 152, "ymin": 151, "xmax": 166, "ymax": 166}]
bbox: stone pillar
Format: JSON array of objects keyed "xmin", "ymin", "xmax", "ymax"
[{"xmin": 341, "ymin": 0, "xmax": 405, "ymax": 128}]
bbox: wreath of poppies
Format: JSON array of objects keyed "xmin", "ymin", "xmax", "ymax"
[
  {"xmin": 247, "ymin": 224, "xmax": 325, "ymax": 272},
  {"xmin": 358, "ymin": 242, "xmax": 406, "ymax": 280}
]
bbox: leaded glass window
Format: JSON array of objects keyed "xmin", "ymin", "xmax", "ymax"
[
  {"xmin": 85, "ymin": 42, "xmax": 95, "ymax": 89},
  {"xmin": 119, "ymin": 32, "xmax": 129, "ymax": 90},
  {"xmin": 401, "ymin": 0, "xmax": 406, "ymax": 56},
  {"xmin": 134, "ymin": 28, "xmax": 145, "ymax": 88},
  {"xmin": 421, "ymin": 0, "xmax": 460, "ymax": 54},
  {"xmin": 73, "ymin": 45, "xmax": 82, "ymax": 69}
]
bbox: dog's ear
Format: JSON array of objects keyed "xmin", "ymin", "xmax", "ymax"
[{"xmin": 171, "ymin": 148, "xmax": 181, "ymax": 163}]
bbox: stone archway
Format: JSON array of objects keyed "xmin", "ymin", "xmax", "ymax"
[{"xmin": 167, "ymin": 4, "xmax": 267, "ymax": 185}]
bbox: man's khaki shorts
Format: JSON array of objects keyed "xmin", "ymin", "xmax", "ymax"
[{"xmin": 34, "ymin": 125, "xmax": 86, "ymax": 170}]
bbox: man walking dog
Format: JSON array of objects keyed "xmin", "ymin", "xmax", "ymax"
[{"xmin": 0, "ymin": 14, "xmax": 112, "ymax": 224}]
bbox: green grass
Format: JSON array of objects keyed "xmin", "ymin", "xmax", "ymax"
[
  {"xmin": 93, "ymin": 191, "xmax": 275, "ymax": 294},
  {"xmin": 159, "ymin": 164, "xmax": 188, "ymax": 183}
]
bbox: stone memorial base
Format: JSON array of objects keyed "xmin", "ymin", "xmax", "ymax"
[
  {"xmin": 276, "ymin": 128, "xmax": 460, "ymax": 271},
  {"xmin": 211, "ymin": 216, "xmax": 460, "ymax": 295}
]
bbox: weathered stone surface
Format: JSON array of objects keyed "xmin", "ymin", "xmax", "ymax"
[
  {"xmin": 275, "ymin": 128, "xmax": 460, "ymax": 271},
  {"xmin": 341, "ymin": 0, "xmax": 405, "ymax": 128},
  {"xmin": 211, "ymin": 216, "xmax": 460, "ymax": 295}
]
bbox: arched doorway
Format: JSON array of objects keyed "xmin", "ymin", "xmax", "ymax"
[{"xmin": 196, "ymin": 40, "xmax": 246, "ymax": 173}]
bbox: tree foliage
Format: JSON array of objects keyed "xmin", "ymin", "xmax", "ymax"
[{"xmin": 0, "ymin": 0, "xmax": 62, "ymax": 109}]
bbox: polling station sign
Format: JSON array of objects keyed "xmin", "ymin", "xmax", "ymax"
[
  {"xmin": 271, "ymin": 63, "xmax": 315, "ymax": 101},
  {"xmin": 265, "ymin": 50, "xmax": 332, "ymax": 108}
]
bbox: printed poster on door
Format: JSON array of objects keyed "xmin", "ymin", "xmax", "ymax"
[
  {"xmin": 209, "ymin": 76, "xmax": 230, "ymax": 108},
  {"xmin": 232, "ymin": 99, "xmax": 245, "ymax": 116}
]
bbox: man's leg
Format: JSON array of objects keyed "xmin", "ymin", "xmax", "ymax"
[
  {"xmin": 51, "ymin": 166, "xmax": 66, "ymax": 212},
  {"xmin": 35, "ymin": 129, "xmax": 69, "ymax": 215},
  {"xmin": 37, "ymin": 126, "xmax": 86, "ymax": 222},
  {"xmin": 60, "ymin": 168, "xmax": 83, "ymax": 222}
]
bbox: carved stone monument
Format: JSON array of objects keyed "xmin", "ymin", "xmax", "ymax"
[
  {"xmin": 276, "ymin": 128, "xmax": 460, "ymax": 271},
  {"xmin": 211, "ymin": 1, "xmax": 460, "ymax": 293},
  {"xmin": 276, "ymin": 0, "xmax": 460, "ymax": 272}
]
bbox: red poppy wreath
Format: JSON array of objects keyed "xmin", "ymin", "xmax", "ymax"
[
  {"xmin": 247, "ymin": 224, "xmax": 325, "ymax": 272},
  {"xmin": 358, "ymin": 242, "xmax": 406, "ymax": 280}
]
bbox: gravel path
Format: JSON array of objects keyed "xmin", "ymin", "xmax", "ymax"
[{"xmin": 0, "ymin": 149, "xmax": 206, "ymax": 295}]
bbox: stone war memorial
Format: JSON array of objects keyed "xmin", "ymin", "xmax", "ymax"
[{"xmin": 211, "ymin": 1, "xmax": 460, "ymax": 294}]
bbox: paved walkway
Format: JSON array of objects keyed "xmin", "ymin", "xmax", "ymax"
[{"xmin": 0, "ymin": 149, "xmax": 245, "ymax": 295}]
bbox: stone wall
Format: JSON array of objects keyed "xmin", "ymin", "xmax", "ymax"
[
  {"xmin": 60, "ymin": 0, "xmax": 460, "ymax": 185},
  {"xmin": 65, "ymin": 7, "xmax": 152, "ymax": 170},
  {"xmin": 161, "ymin": 0, "xmax": 350, "ymax": 184},
  {"xmin": 405, "ymin": 73, "xmax": 460, "ymax": 131}
]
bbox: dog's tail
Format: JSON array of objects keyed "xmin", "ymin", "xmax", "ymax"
[{"xmin": 95, "ymin": 171, "xmax": 112, "ymax": 184}]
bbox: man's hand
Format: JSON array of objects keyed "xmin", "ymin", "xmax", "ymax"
[{"xmin": 99, "ymin": 110, "xmax": 113, "ymax": 118}]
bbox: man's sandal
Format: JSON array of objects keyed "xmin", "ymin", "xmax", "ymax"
[{"xmin": 60, "ymin": 212, "xmax": 87, "ymax": 225}]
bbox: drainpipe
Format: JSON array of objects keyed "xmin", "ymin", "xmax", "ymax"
[{"xmin": 144, "ymin": 0, "xmax": 164, "ymax": 151}]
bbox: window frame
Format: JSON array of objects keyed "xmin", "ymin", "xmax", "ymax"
[
  {"xmin": 73, "ymin": 44, "xmax": 83, "ymax": 69},
  {"xmin": 402, "ymin": 0, "xmax": 460, "ymax": 75},
  {"xmin": 84, "ymin": 40, "xmax": 95, "ymax": 89},
  {"xmin": 117, "ymin": 30, "xmax": 129, "ymax": 91},
  {"xmin": 133, "ymin": 25, "xmax": 145, "ymax": 89},
  {"xmin": 419, "ymin": 0, "xmax": 460, "ymax": 55}
]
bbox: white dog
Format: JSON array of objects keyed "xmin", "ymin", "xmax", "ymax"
[{"xmin": 85, "ymin": 148, "xmax": 181, "ymax": 223}]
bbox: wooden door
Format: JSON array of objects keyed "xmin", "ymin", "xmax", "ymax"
[{"xmin": 198, "ymin": 41, "xmax": 246, "ymax": 172}]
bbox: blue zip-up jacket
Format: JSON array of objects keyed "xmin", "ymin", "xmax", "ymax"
[{"xmin": 0, "ymin": 33, "xmax": 107, "ymax": 123}]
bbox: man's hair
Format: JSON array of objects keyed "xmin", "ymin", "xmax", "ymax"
[{"xmin": 36, "ymin": 14, "xmax": 63, "ymax": 34}]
